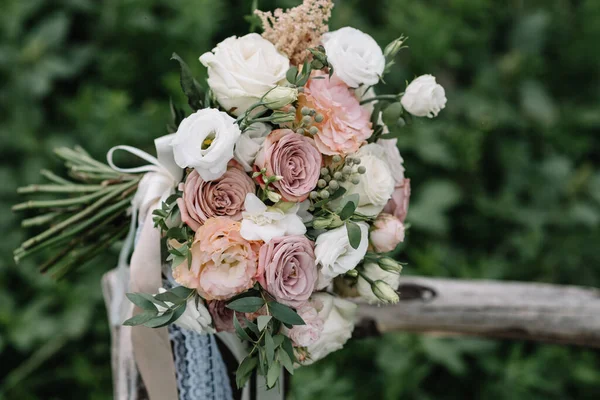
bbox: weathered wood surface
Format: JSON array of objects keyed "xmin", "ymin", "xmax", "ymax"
[{"xmin": 354, "ymin": 276, "xmax": 600, "ymax": 348}]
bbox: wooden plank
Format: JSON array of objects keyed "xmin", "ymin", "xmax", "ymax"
[{"xmin": 354, "ymin": 276, "xmax": 600, "ymax": 348}]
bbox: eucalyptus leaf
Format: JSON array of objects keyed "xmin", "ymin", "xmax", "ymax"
[
  {"xmin": 257, "ymin": 315, "xmax": 272, "ymax": 331},
  {"xmin": 265, "ymin": 330, "xmax": 275, "ymax": 365},
  {"xmin": 123, "ymin": 311, "xmax": 158, "ymax": 326},
  {"xmin": 236, "ymin": 356, "xmax": 258, "ymax": 389},
  {"xmin": 277, "ymin": 348, "xmax": 294, "ymax": 375},
  {"xmin": 233, "ymin": 312, "xmax": 253, "ymax": 342},
  {"xmin": 170, "ymin": 286, "xmax": 194, "ymax": 299},
  {"xmin": 143, "ymin": 310, "xmax": 174, "ymax": 328},
  {"xmin": 171, "ymin": 52, "xmax": 204, "ymax": 110},
  {"xmin": 266, "ymin": 361, "xmax": 281, "ymax": 388},
  {"xmin": 269, "ymin": 302, "xmax": 305, "ymax": 326},
  {"xmin": 126, "ymin": 293, "xmax": 158, "ymax": 311},
  {"xmin": 227, "ymin": 297, "xmax": 265, "ymax": 313},
  {"xmin": 346, "ymin": 221, "xmax": 362, "ymax": 250},
  {"xmin": 337, "ymin": 195, "xmax": 359, "ymax": 220}
]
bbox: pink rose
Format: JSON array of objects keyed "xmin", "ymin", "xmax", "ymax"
[
  {"xmin": 208, "ymin": 300, "xmax": 235, "ymax": 332},
  {"xmin": 172, "ymin": 217, "xmax": 260, "ymax": 300},
  {"xmin": 177, "ymin": 163, "xmax": 255, "ymax": 231},
  {"xmin": 370, "ymin": 213, "xmax": 405, "ymax": 253},
  {"xmin": 383, "ymin": 179, "xmax": 411, "ymax": 222},
  {"xmin": 256, "ymin": 235, "xmax": 317, "ymax": 306},
  {"xmin": 254, "ymin": 129, "xmax": 322, "ymax": 202},
  {"xmin": 288, "ymin": 302, "xmax": 324, "ymax": 347},
  {"xmin": 298, "ymin": 71, "xmax": 373, "ymax": 155}
]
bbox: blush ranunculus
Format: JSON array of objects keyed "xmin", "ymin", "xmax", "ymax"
[
  {"xmin": 298, "ymin": 72, "xmax": 373, "ymax": 155},
  {"xmin": 256, "ymin": 235, "xmax": 317, "ymax": 306},
  {"xmin": 172, "ymin": 217, "xmax": 260, "ymax": 301},
  {"xmin": 177, "ymin": 163, "xmax": 256, "ymax": 231},
  {"xmin": 383, "ymin": 178, "xmax": 411, "ymax": 222},
  {"xmin": 254, "ymin": 129, "xmax": 321, "ymax": 202},
  {"xmin": 287, "ymin": 302, "xmax": 324, "ymax": 347}
]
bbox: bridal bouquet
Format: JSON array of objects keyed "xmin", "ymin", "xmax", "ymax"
[{"xmin": 13, "ymin": 0, "xmax": 446, "ymax": 393}]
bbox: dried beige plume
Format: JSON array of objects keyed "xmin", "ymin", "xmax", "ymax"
[{"xmin": 255, "ymin": 0, "xmax": 334, "ymax": 65}]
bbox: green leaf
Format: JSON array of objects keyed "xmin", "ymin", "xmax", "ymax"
[
  {"xmin": 257, "ymin": 315, "xmax": 272, "ymax": 331},
  {"xmin": 123, "ymin": 311, "xmax": 158, "ymax": 326},
  {"xmin": 265, "ymin": 330, "xmax": 275, "ymax": 365},
  {"xmin": 269, "ymin": 302, "xmax": 305, "ymax": 326},
  {"xmin": 136, "ymin": 292, "xmax": 168, "ymax": 308},
  {"xmin": 233, "ymin": 313, "xmax": 253, "ymax": 342},
  {"xmin": 346, "ymin": 221, "xmax": 362, "ymax": 250},
  {"xmin": 154, "ymin": 291, "xmax": 184, "ymax": 305},
  {"xmin": 171, "ymin": 52, "xmax": 204, "ymax": 110},
  {"xmin": 227, "ymin": 297, "xmax": 265, "ymax": 313},
  {"xmin": 143, "ymin": 310, "xmax": 174, "ymax": 328},
  {"xmin": 286, "ymin": 66, "xmax": 298, "ymax": 84},
  {"xmin": 277, "ymin": 348, "xmax": 294, "ymax": 375},
  {"xmin": 236, "ymin": 355, "xmax": 258, "ymax": 388},
  {"xmin": 266, "ymin": 361, "xmax": 281, "ymax": 389},
  {"xmin": 313, "ymin": 187, "xmax": 346, "ymax": 208},
  {"xmin": 337, "ymin": 195, "xmax": 359, "ymax": 220},
  {"xmin": 243, "ymin": 317, "xmax": 260, "ymax": 336},
  {"xmin": 166, "ymin": 227, "xmax": 187, "ymax": 241},
  {"xmin": 272, "ymin": 334, "xmax": 285, "ymax": 348},
  {"xmin": 282, "ymin": 336, "xmax": 296, "ymax": 362},
  {"xmin": 170, "ymin": 286, "xmax": 194, "ymax": 299},
  {"xmin": 126, "ymin": 293, "xmax": 159, "ymax": 311}
]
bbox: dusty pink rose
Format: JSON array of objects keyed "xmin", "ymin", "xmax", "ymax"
[
  {"xmin": 298, "ymin": 71, "xmax": 373, "ymax": 155},
  {"xmin": 383, "ymin": 179, "xmax": 411, "ymax": 222},
  {"xmin": 288, "ymin": 302, "xmax": 324, "ymax": 347},
  {"xmin": 256, "ymin": 235, "xmax": 317, "ymax": 306},
  {"xmin": 370, "ymin": 213, "xmax": 405, "ymax": 253},
  {"xmin": 207, "ymin": 300, "xmax": 235, "ymax": 332},
  {"xmin": 172, "ymin": 217, "xmax": 260, "ymax": 300},
  {"xmin": 254, "ymin": 129, "xmax": 321, "ymax": 202},
  {"xmin": 177, "ymin": 163, "xmax": 255, "ymax": 231}
]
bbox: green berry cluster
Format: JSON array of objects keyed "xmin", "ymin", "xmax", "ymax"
[
  {"xmin": 296, "ymin": 106, "xmax": 324, "ymax": 136},
  {"xmin": 309, "ymin": 155, "xmax": 367, "ymax": 201}
]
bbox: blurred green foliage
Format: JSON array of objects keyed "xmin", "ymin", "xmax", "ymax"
[{"xmin": 1, "ymin": 0, "xmax": 599, "ymax": 399}]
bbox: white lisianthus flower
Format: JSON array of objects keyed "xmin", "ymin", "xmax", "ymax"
[
  {"xmin": 234, "ymin": 123, "xmax": 271, "ymax": 172},
  {"xmin": 315, "ymin": 222, "xmax": 369, "ymax": 285},
  {"xmin": 376, "ymin": 138, "xmax": 405, "ymax": 185},
  {"xmin": 171, "ymin": 108, "xmax": 240, "ymax": 181},
  {"xmin": 357, "ymin": 263, "xmax": 402, "ymax": 304},
  {"xmin": 303, "ymin": 293, "xmax": 357, "ymax": 365},
  {"xmin": 200, "ymin": 33, "xmax": 290, "ymax": 116},
  {"xmin": 322, "ymin": 27, "xmax": 385, "ymax": 88},
  {"xmin": 401, "ymin": 74, "xmax": 447, "ymax": 118},
  {"xmin": 342, "ymin": 143, "xmax": 395, "ymax": 216},
  {"xmin": 240, "ymin": 193, "xmax": 306, "ymax": 243},
  {"xmin": 155, "ymin": 288, "xmax": 215, "ymax": 334}
]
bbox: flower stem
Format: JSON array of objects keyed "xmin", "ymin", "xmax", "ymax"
[
  {"xmin": 359, "ymin": 94, "xmax": 400, "ymax": 105},
  {"xmin": 17, "ymin": 184, "xmax": 106, "ymax": 194},
  {"xmin": 21, "ymin": 212, "xmax": 61, "ymax": 227},
  {"xmin": 41, "ymin": 169, "xmax": 72, "ymax": 185},
  {"xmin": 12, "ymin": 186, "xmax": 113, "ymax": 210}
]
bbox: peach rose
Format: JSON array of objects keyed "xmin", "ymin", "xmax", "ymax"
[
  {"xmin": 383, "ymin": 179, "xmax": 411, "ymax": 222},
  {"xmin": 254, "ymin": 129, "xmax": 322, "ymax": 202},
  {"xmin": 298, "ymin": 71, "xmax": 373, "ymax": 155},
  {"xmin": 172, "ymin": 217, "xmax": 260, "ymax": 300},
  {"xmin": 177, "ymin": 163, "xmax": 255, "ymax": 231}
]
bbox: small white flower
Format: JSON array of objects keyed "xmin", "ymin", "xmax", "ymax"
[
  {"xmin": 303, "ymin": 293, "xmax": 357, "ymax": 365},
  {"xmin": 200, "ymin": 34, "xmax": 290, "ymax": 116},
  {"xmin": 155, "ymin": 288, "xmax": 215, "ymax": 334},
  {"xmin": 234, "ymin": 123, "xmax": 271, "ymax": 172},
  {"xmin": 314, "ymin": 222, "xmax": 369, "ymax": 284},
  {"xmin": 171, "ymin": 108, "xmax": 240, "ymax": 181},
  {"xmin": 322, "ymin": 27, "xmax": 385, "ymax": 88},
  {"xmin": 357, "ymin": 263, "xmax": 401, "ymax": 304},
  {"xmin": 401, "ymin": 74, "xmax": 447, "ymax": 118},
  {"xmin": 376, "ymin": 138, "xmax": 405, "ymax": 186},
  {"xmin": 240, "ymin": 193, "xmax": 306, "ymax": 243},
  {"xmin": 341, "ymin": 143, "xmax": 395, "ymax": 216}
]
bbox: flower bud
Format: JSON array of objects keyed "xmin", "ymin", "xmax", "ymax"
[
  {"xmin": 313, "ymin": 216, "xmax": 334, "ymax": 230},
  {"xmin": 384, "ymin": 36, "xmax": 406, "ymax": 59},
  {"xmin": 266, "ymin": 190, "xmax": 282, "ymax": 203},
  {"xmin": 371, "ymin": 280, "xmax": 400, "ymax": 304},
  {"xmin": 401, "ymin": 75, "xmax": 446, "ymax": 118},
  {"xmin": 263, "ymin": 86, "xmax": 298, "ymax": 110},
  {"xmin": 378, "ymin": 256, "xmax": 403, "ymax": 273},
  {"xmin": 270, "ymin": 110, "xmax": 296, "ymax": 124},
  {"xmin": 345, "ymin": 269, "xmax": 358, "ymax": 277}
]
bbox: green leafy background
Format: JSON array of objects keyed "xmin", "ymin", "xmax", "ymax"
[{"xmin": 1, "ymin": 0, "xmax": 599, "ymax": 398}]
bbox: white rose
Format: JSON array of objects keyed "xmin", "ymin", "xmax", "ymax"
[
  {"xmin": 357, "ymin": 263, "xmax": 401, "ymax": 304},
  {"xmin": 376, "ymin": 138, "xmax": 405, "ymax": 185},
  {"xmin": 401, "ymin": 74, "xmax": 447, "ymax": 118},
  {"xmin": 240, "ymin": 193, "xmax": 306, "ymax": 243},
  {"xmin": 171, "ymin": 108, "xmax": 240, "ymax": 181},
  {"xmin": 315, "ymin": 222, "xmax": 369, "ymax": 284},
  {"xmin": 322, "ymin": 27, "xmax": 385, "ymax": 88},
  {"xmin": 304, "ymin": 293, "xmax": 356, "ymax": 365},
  {"xmin": 343, "ymin": 143, "xmax": 395, "ymax": 216},
  {"xmin": 200, "ymin": 33, "xmax": 290, "ymax": 116},
  {"xmin": 156, "ymin": 288, "xmax": 215, "ymax": 334},
  {"xmin": 234, "ymin": 122, "xmax": 271, "ymax": 172}
]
